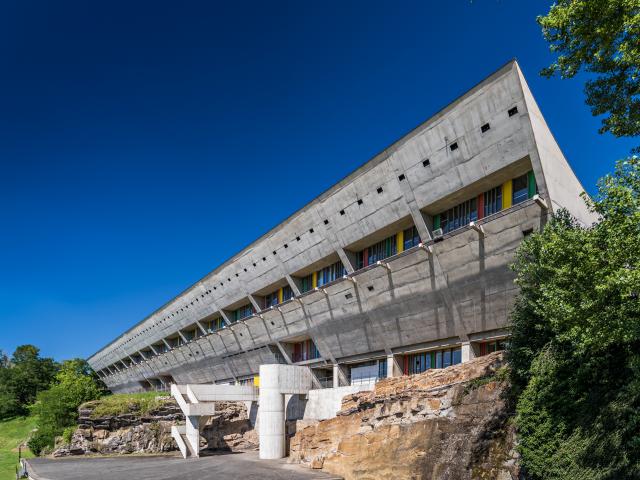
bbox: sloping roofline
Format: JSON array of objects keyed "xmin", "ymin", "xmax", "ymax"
[{"xmin": 88, "ymin": 58, "xmax": 519, "ymax": 363}]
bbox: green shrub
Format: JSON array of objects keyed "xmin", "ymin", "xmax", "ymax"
[{"xmin": 85, "ymin": 391, "xmax": 170, "ymax": 418}]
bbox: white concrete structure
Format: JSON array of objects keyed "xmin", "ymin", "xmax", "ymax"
[
  {"xmin": 258, "ymin": 364, "xmax": 313, "ymax": 459},
  {"xmin": 171, "ymin": 383, "xmax": 258, "ymax": 458}
]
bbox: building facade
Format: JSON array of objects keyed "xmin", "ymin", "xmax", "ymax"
[{"xmin": 87, "ymin": 60, "xmax": 593, "ymax": 396}]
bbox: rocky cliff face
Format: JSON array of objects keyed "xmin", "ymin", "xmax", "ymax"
[
  {"xmin": 54, "ymin": 397, "xmax": 257, "ymax": 456},
  {"xmin": 289, "ymin": 352, "xmax": 519, "ymax": 480}
]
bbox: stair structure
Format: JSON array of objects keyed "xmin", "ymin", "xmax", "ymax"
[{"xmin": 170, "ymin": 383, "xmax": 259, "ymax": 458}]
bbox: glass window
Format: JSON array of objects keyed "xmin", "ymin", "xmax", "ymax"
[
  {"xmin": 234, "ymin": 304, "xmax": 254, "ymax": 322},
  {"xmin": 264, "ymin": 292, "xmax": 279, "ymax": 308},
  {"xmin": 403, "ymin": 226, "xmax": 421, "ymax": 250},
  {"xmin": 435, "ymin": 351, "xmax": 443, "ymax": 369},
  {"xmin": 452, "ymin": 347, "xmax": 462, "ymax": 365},
  {"xmin": 443, "ymin": 349, "xmax": 452, "ymax": 368},
  {"xmin": 440, "ymin": 198, "xmax": 478, "ymax": 234},
  {"xmin": 484, "ymin": 186, "xmax": 502, "ymax": 217},
  {"xmin": 378, "ymin": 359, "xmax": 387, "ymax": 379},
  {"xmin": 282, "ymin": 285, "xmax": 294, "ymax": 301},
  {"xmin": 317, "ymin": 261, "xmax": 345, "ymax": 286},
  {"xmin": 301, "ymin": 274, "xmax": 313, "ymax": 293},
  {"xmin": 512, "ymin": 174, "xmax": 529, "ymax": 205}
]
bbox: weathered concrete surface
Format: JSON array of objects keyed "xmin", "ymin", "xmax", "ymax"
[
  {"xmin": 26, "ymin": 452, "xmax": 342, "ymax": 480},
  {"xmin": 289, "ymin": 353, "xmax": 518, "ymax": 480}
]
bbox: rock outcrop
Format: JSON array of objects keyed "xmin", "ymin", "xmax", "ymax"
[
  {"xmin": 289, "ymin": 352, "xmax": 518, "ymax": 480},
  {"xmin": 53, "ymin": 397, "xmax": 257, "ymax": 456}
]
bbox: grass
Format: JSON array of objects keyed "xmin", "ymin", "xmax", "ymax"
[
  {"xmin": 82, "ymin": 391, "xmax": 171, "ymax": 418},
  {"xmin": 0, "ymin": 416, "xmax": 36, "ymax": 480}
]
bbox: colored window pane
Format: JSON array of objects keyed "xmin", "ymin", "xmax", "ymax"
[
  {"xmin": 403, "ymin": 226, "xmax": 421, "ymax": 250},
  {"xmin": 512, "ymin": 173, "xmax": 529, "ymax": 205}
]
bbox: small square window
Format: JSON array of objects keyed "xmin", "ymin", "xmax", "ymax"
[
  {"xmin": 253, "ymin": 263, "xmax": 257, "ymax": 267},
  {"xmin": 235, "ymin": 273, "xmax": 239, "ymax": 277},
  {"xmin": 367, "ymin": 285, "xmax": 374, "ymax": 292},
  {"xmin": 272, "ymin": 251, "xmax": 276, "ymax": 255},
  {"xmin": 262, "ymin": 257, "xmax": 266, "ymax": 261},
  {"xmin": 345, "ymin": 293, "xmax": 353, "ymax": 299},
  {"xmin": 340, "ymin": 209, "xmax": 345, "ymax": 215},
  {"xmin": 284, "ymin": 244, "xmax": 288, "ymax": 249},
  {"xmin": 296, "ymin": 236, "xmax": 300, "ymax": 241},
  {"xmin": 309, "ymin": 228, "xmax": 314, "ymax": 233},
  {"xmin": 324, "ymin": 219, "xmax": 329, "ymax": 225},
  {"xmin": 481, "ymin": 123, "xmax": 490, "ymax": 133},
  {"xmin": 398, "ymin": 174, "xmax": 406, "ymax": 181},
  {"xmin": 508, "ymin": 106, "xmax": 518, "ymax": 117},
  {"xmin": 450, "ymin": 142, "xmax": 458, "ymax": 151},
  {"xmin": 243, "ymin": 268, "xmax": 247, "ymax": 272},
  {"xmin": 422, "ymin": 159, "xmax": 430, "ymax": 167},
  {"xmin": 377, "ymin": 187, "xmax": 383, "ymax": 194},
  {"xmin": 357, "ymin": 199, "xmax": 363, "ymax": 205}
]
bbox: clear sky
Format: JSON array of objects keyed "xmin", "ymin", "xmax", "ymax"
[{"xmin": 0, "ymin": 1, "xmax": 635, "ymax": 361}]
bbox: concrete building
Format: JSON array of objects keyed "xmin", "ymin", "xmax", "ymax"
[{"xmin": 87, "ymin": 60, "xmax": 593, "ymax": 459}]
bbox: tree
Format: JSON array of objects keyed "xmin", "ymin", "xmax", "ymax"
[
  {"xmin": 0, "ymin": 345, "xmax": 58, "ymax": 419},
  {"xmin": 538, "ymin": 0, "xmax": 640, "ymax": 145},
  {"xmin": 28, "ymin": 359, "xmax": 106, "ymax": 455},
  {"xmin": 509, "ymin": 157, "xmax": 640, "ymax": 478}
]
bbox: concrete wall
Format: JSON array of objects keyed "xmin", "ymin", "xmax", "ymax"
[
  {"xmin": 89, "ymin": 61, "xmax": 585, "ymax": 393},
  {"xmin": 304, "ymin": 385, "xmax": 374, "ymax": 421}
]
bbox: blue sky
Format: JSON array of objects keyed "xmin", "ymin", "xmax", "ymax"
[{"xmin": 0, "ymin": 1, "xmax": 635, "ymax": 361}]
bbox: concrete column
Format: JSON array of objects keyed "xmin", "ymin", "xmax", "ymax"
[
  {"xmin": 258, "ymin": 364, "xmax": 313, "ymax": 460},
  {"xmin": 259, "ymin": 388, "xmax": 285, "ymax": 459},
  {"xmin": 185, "ymin": 415, "xmax": 200, "ymax": 458},
  {"xmin": 461, "ymin": 341, "xmax": 474, "ymax": 363},
  {"xmin": 333, "ymin": 364, "xmax": 340, "ymax": 388},
  {"xmin": 387, "ymin": 354, "xmax": 400, "ymax": 378}
]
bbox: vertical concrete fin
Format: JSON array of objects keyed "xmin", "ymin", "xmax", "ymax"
[{"xmin": 514, "ymin": 62, "xmax": 596, "ymax": 226}]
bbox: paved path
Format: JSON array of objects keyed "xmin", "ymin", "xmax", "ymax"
[{"xmin": 25, "ymin": 452, "xmax": 341, "ymax": 480}]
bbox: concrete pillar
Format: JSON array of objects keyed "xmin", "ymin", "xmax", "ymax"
[
  {"xmin": 259, "ymin": 388, "xmax": 285, "ymax": 459},
  {"xmin": 185, "ymin": 415, "xmax": 200, "ymax": 458},
  {"xmin": 461, "ymin": 342, "xmax": 474, "ymax": 363},
  {"xmin": 387, "ymin": 354, "xmax": 399, "ymax": 378},
  {"xmin": 332, "ymin": 364, "xmax": 340, "ymax": 388},
  {"xmin": 258, "ymin": 364, "xmax": 313, "ymax": 460}
]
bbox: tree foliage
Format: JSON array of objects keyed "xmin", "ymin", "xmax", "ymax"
[
  {"xmin": 28, "ymin": 359, "xmax": 106, "ymax": 455},
  {"xmin": 509, "ymin": 157, "xmax": 640, "ymax": 479},
  {"xmin": 0, "ymin": 345, "xmax": 58, "ymax": 419},
  {"xmin": 538, "ymin": 0, "xmax": 640, "ymax": 144}
]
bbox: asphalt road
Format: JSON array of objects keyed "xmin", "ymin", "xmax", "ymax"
[{"xmin": 26, "ymin": 452, "xmax": 341, "ymax": 480}]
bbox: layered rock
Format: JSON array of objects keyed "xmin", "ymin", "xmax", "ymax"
[
  {"xmin": 289, "ymin": 352, "xmax": 519, "ymax": 480},
  {"xmin": 53, "ymin": 397, "xmax": 257, "ymax": 456}
]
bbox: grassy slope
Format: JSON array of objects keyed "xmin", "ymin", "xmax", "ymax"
[
  {"xmin": 83, "ymin": 391, "xmax": 170, "ymax": 418},
  {"xmin": 0, "ymin": 416, "xmax": 36, "ymax": 480}
]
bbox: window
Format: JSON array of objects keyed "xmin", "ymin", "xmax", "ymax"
[
  {"xmin": 282, "ymin": 285, "xmax": 293, "ymax": 302},
  {"xmin": 440, "ymin": 197, "xmax": 478, "ymax": 234},
  {"xmin": 404, "ymin": 346, "xmax": 462, "ymax": 375},
  {"xmin": 300, "ymin": 273, "xmax": 313, "ymax": 293},
  {"xmin": 317, "ymin": 261, "xmax": 345, "ymax": 287},
  {"xmin": 508, "ymin": 106, "xmax": 518, "ymax": 117},
  {"xmin": 204, "ymin": 317, "xmax": 225, "ymax": 333},
  {"xmin": 422, "ymin": 159, "xmax": 430, "ymax": 167},
  {"xmin": 292, "ymin": 339, "xmax": 320, "ymax": 362},
  {"xmin": 403, "ymin": 225, "xmax": 421, "ymax": 250},
  {"xmin": 483, "ymin": 185, "xmax": 502, "ymax": 217},
  {"xmin": 479, "ymin": 339, "xmax": 508, "ymax": 356},
  {"xmin": 512, "ymin": 173, "xmax": 529, "ymax": 205},
  {"xmin": 378, "ymin": 359, "xmax": 387, "ymax": 379},
  {"xmin": 398, "ymin": 174, "xmax": 406, "ymax": 181},
  {"xmin": 233, "ymin": 304, "xmax": 254, "ymax": 322},
  {"xmin": 356, "ymin": 234, "xmax": 397, "ymax": 269},
  {"xmin": 450, "ymin": 142, "xmax": 458, "ymax": 151},
  {"xmin": 264, "ymin": 291, "xmax": 279, "ymax": 308},
  {"xmin": 377, "ymin": 187, "xmax": 383, "ymax": 194},
  {"xmin": 481, "ymin": 123, "xmax": 490, "ymax": 133}
]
